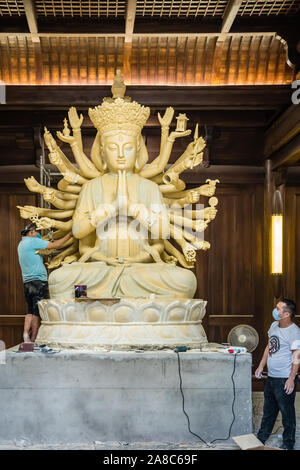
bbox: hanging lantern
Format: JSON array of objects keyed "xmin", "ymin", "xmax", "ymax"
[{"xmin": 271, "ymin": 190, "xmax": 283, "ymax": 275}]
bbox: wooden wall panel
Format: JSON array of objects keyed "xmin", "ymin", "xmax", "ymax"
[
  {"xmin": 196, "ymin": 183, "xmax": 264, "ymax": 368},
  {"xmin": 0, "ymin": 317, "xmax": 24, "ymax": 350},
  {"xmin": 285, "ymin": 187, "xmax": 300, "ymax": 313}
]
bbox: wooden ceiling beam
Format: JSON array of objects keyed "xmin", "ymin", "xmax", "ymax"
[
  {"xmin": 125, "ymin": 0, "xmax": 136, "ymax": 43},
  {"xmin": 3, "ymin": 85, "xmax": 291, "ymax": 109},
  {"xmin": 22, "ymin": 1, "xmax": 43, "ymax": 82},
  {"xmin": 221, "ymin": 0, "xmax": 243, "ymax": 33},
  {"xmin": 0, "ymin": 32, "xmax": 276, "ymax": 39},
  {"xmin": 271, "ymin": 134, "xmax": 300, "ymax": 170},
  {"xmin": 123, "ymin": 1, "xmax": 136, "ymax": 84},
  {"xmin": 1, "ymin": 15, "xmax": 299, "ymax": 36},
  {"xmin": 264, "ymin": 105, "xmax": 300, "ymax": 158},
  {"xmin": 22, "ymin": 0, "xmax": 39, "ymax": 43}
]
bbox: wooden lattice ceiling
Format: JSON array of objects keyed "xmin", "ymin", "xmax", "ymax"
[
  {"xmin": 1, "ymin": 0, "xmax": 300, "ymax": 17},
  {"xmin": 136, "ymin": 0, "xmax": 300, "ymax": 18},
  {"xmin": 35, "ymin": 1, "xmax": 126, "ymax": 17}
]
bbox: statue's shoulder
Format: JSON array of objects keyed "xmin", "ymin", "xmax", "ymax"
[
  {"xmin": 137, "ymin": 175, "xmax": 159, "ymax": 190},
  {"xmin": 82, "ymin": 176, "xmax": 102, "ymax": 189}
]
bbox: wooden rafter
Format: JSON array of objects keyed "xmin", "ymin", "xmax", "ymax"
[
  {"xmin": 125, "ymin": 0, "xmax": 137, "ymax": 43},
  {"xmin": 22, "ymin": 0, "xmax": 39, "ymax": 43},
  {"xmin": 271, "ymin": 134, "xmax": 300, "ymax": 170},
  {"xmin": 265, "ymin": 105, "xmax": 300, "ymax": 158},
  {"xmin": 124, "ymin": 1, "xmax": 137, "ymax": 84},
  {"xmin": 221, "ymin": 0, "xmax": 243, "ymax": 33}
]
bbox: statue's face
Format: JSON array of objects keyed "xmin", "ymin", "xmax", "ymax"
[{"xmin": 102, "ymin": 132, "xmax": 137, "ymax": 172}]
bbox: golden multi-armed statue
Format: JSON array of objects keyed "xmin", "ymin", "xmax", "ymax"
[{"xmin": 18, "ymin": 70, "xmax": 219, "ymax": 301}]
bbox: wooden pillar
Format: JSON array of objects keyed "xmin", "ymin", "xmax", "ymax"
[{"xmin": 262, "ymin": 159, "xmax": 274, "ymax": 344}]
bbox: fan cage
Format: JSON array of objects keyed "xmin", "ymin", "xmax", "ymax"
[{"xmin": 227, "ymin": 324, "xmax": 259, "ymax": 353}]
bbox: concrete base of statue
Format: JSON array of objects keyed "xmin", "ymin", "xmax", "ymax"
[
  {"xmin": 36, "ymin": 297, "xmax": 207, "ymax": 349},
  {"xmin": 0, "ymin": 349, "xmax": 252, "ymax": 445}
]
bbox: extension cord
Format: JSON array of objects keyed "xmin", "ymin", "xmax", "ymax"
[
  {"xmin": 222, "ymin": 346, "xmax": 247, "ymax": 354},
  {"xmin": 174, "ymin": 346, "xmax": 189, "ymax": 353}
]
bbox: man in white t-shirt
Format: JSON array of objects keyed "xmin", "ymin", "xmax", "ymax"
[{"xmin": 255, "ymin": 298, "xmax": 300, "ymax": 450}]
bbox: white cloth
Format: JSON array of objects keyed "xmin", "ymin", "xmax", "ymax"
[{"xmin": 267, "ymin": 321, "xmax": 300, "ymax": 378}]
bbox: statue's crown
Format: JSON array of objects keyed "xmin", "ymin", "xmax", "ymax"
[{"xmin": 89, "ymin": 98, "xmax": 150, "ymax": 136}]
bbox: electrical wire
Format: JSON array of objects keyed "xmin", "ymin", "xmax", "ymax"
[
  {"xmin": 176, "ymin": 351, "xmax": 238, "ymax": 447},
  {"xmin": 210, "ymin": 353, "xmax": 237, "ymax": 444},
  {"xmin": 176, "ymin": 351, "xmax": 211, "ymax": 447}
]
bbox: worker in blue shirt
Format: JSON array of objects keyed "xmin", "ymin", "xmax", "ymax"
[{"xmin": 18, "ymin": 223, "xmax": 72, "ymax": 343}]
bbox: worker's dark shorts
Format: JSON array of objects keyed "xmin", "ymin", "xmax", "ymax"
[{"xmin": 24, "ymin": 280, "xmax": 49, "ymax": 317}]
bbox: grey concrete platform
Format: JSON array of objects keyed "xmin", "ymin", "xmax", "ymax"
[{"xmin": 0, "ymin": 349, "xmax": 252, "ymax": 445}]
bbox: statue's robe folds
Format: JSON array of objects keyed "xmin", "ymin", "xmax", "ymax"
[{"xmin": 49, "ymin": 173, "xmax": 197, "ymax": 299}]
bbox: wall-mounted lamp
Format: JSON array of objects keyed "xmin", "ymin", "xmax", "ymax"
[{"xmin": 271, "ymin": 190, "xmax": 283, "ymax": 275}]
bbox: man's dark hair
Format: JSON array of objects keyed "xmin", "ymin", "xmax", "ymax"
[
  {"xmin": 20, "ymin": 223, "xmax": 38, "ymax": 236},
  {"xmin": 281, "ymin": 298, "xmax": 296, "ymax": 318}
]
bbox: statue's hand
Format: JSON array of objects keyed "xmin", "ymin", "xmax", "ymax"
[
  {"xmin": 120, "ymin": 258, "xmax": 132, "ymax": 266},
  {"xmin": 48, "ymin": 258, "xmax": 62, "ymax": 270},
  {"xmin": 36, "ymin": 217, "xmax": 54, "ymax": 230},
  {"xmin": 89, "ymin": 204, "xmax": 116, "ymax": 227},
  {"xmin": 56, "ymin": 130, "xmax": 76, "ymax": 145},
  {"xmin": 194, "ymin": 220, "xmax": 208, "ymax": 232},
  {"xmin": 158, "ymin": 107, "xmax": 174, "ymax": 127},
  {"xmin": 128, "ymin": 203, "xmax": 149, "ymax": 222},
  {"xmin": 194, "ymin": 240, "xmax": 210, "ymax": 251},
  {"xmin": 68, "ymin": 107, "xmax": 83, "ymax": 130},
  {"xmin": 44, "ymin": 127, "xmax": 58, "ymax": 152},
  {"xmin": 203, "ymin": 207, "xmax": 218, "ymax": 220},
  {"xmin": 17, "ymin": 205, "xmax": 39, "ymax": 219},
  {"xmin": 62, "ymin": 254, "xmax": 78, "ymax": 265},
  {"xmin": 199, "ymin": 179, "xmax": 219, "ymax": 197},
  {"xmin": 183, "ymin": 243, "xmax": 196, "ymax": 262},
  {"xmin": 169, "ymin": 129, "xmax": 191, "ymax": 141},
  {"xmin": 128, "ymin": 203, "xmax": 139, "ymax": 218},
  {"xmin": 48, "ymin": 150, "xmax": 66, "ymax": 170},
  {"xmin": 24, "ymin": 176, "xmax": 42, "ymax": 194},
  {"xmin": 185, "ymin": 190, "xmax": 200, "ymax": 204},
  {"xmin": 163, "ymin": 254, "xmax": 178, "ymax": 265},
  {"xmin": 106, "ymin": 257, "xmax": 119, "ymax": 267},
  {"xmin": 43, "ymin": 187, "xmax": 56, "ymax": 203},
  {"xmin": 185, "ymin": 136, "xmax": 205, "ymax": 155},
  {"xmin": 184, "ymin": 136, "xmax": 205, "ymax": 167}
]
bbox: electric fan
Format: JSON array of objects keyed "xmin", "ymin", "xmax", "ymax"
[{"xmin": 227, "ymin": 325, "xmax": 259, "ymax": 353}]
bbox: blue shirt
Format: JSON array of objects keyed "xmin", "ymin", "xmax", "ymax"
[{"xmin": 18, "ymin": 236, "xmax": 49, "ymax": 282}]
